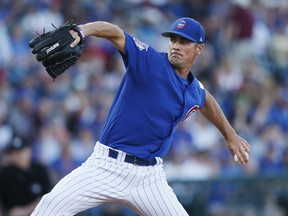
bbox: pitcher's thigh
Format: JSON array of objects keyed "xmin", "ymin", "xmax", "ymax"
[
  {"xmin": 130, "ymin": 179, "xmax": 188, "ymax": 216},
  {"xmin": 31, "ymin": 165, "xmax": 104, "ymax": 216}
]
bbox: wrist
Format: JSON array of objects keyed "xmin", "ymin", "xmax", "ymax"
[
  {"xmin": 223, "ymin": 128, "xmax": 236, "ymax": 141},
  {"xmin": 77, "ymin": 26, "xmax": 85, "ymax": 39},
  {"xmin": 79, "ymin": 24, "xmax": 90, "ymax": 38}
]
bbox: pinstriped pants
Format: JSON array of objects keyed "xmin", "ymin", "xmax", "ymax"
[{"xmin": 31, "ymin": 142, "xmax": 188, "ymax": 216}]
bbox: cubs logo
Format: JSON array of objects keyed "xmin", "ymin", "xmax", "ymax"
[
  {"xmin": 177, "ymin": 105, "xmax": 199, "ymax": 127},
  {"xmin": 176, "ymin": 20, "xmax": 187, "ymax": 29}
]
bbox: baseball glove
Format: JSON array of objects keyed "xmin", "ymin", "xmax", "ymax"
[{"xmin": 29, "ymin": 21, "xmax": 85, "ymax": 80}]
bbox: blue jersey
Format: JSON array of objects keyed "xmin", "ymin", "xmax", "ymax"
[{"xmin": 100, "ymin": 33, "xmax": 206, "ymax": 159}]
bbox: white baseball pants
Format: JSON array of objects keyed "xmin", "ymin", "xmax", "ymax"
[{"xmin": 31, "ymin": 142, "xmax": 188, "ymax": 216}]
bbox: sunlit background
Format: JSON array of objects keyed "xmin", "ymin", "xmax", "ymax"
[{"xmin": 0, "ymin": 0, "xmax": 288, "ymax": 215}]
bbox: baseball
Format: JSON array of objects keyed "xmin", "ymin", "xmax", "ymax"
[{"xmin": 234, "ymin": 152, "xmax": 249, "ymax": 162}]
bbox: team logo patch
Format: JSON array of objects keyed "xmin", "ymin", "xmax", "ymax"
[
  {"xmin": 176, "ymin": 20, "xmax": 187, "ymax": 29},
  {"xmin": 133, "ymin": 37, "xmax": 149, "ymax": 51}
]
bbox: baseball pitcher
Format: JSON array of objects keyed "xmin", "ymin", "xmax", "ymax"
[{"xmin": 30, "ymin": 17, "xmax": 250, "ymax": 216}]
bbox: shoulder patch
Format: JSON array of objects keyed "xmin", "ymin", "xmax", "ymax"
[{"xmin": 133, "ymin": 37, "xmax": 149, "ymax": 51}]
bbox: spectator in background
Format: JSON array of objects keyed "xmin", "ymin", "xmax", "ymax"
[
  {"xmin": 265, "ymin": 87, "xmax": 288, "ymax": 132},
  {"xmin": 258, "ymin": 124, "xmax": 286, "ymax": 174},
  {"xmin": 226, "ymin": 0, "xmax": 254, "ymax": 64},
  {"xmin": 0, "ymin": 136, "xmax": 51, "ymax": 216},
  {"xmin": 0, "ymin": 21, "xmax": 12, "ymax": 67}
]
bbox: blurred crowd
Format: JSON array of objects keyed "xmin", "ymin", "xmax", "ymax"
[{"xmin": 0, "ymin": 0, "xmax": 288, "ymax": 212}]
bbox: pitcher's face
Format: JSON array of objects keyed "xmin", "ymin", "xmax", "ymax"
[{"xmin": 168, "ymin": 35, "xmax": 203, "ymax": 68}]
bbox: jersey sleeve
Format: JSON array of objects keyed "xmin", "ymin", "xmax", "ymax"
[
  {"xmin": 120, "ymin": 32, "xmax": 164, "ymax": 83},
  {"xmin": 196, "ymin": 78, "xmax": 206, "ymax": 108}
]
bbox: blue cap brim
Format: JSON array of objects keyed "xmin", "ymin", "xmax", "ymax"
[{"xmin": 161, "ymin": 31, "xmax": 197, "ymax": 43}]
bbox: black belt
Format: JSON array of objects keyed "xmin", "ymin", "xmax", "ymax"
[{"xmin": 108, "ymin": 148, "xmax": 157, "ymax": 166}]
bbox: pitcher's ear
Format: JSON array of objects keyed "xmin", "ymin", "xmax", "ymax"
[{"xmin": 196, "ymin": 44, "xmax": 204, "ymax": 54}]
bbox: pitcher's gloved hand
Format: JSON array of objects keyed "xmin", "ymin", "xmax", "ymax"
[{"xmin": 29, "ymin": 21, "xmax": 85, "ymax": 80}]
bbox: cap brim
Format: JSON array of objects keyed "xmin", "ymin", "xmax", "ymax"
[{"xmin": 161, "ymin": 31, "xmax": 196, "ymax": 43}]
